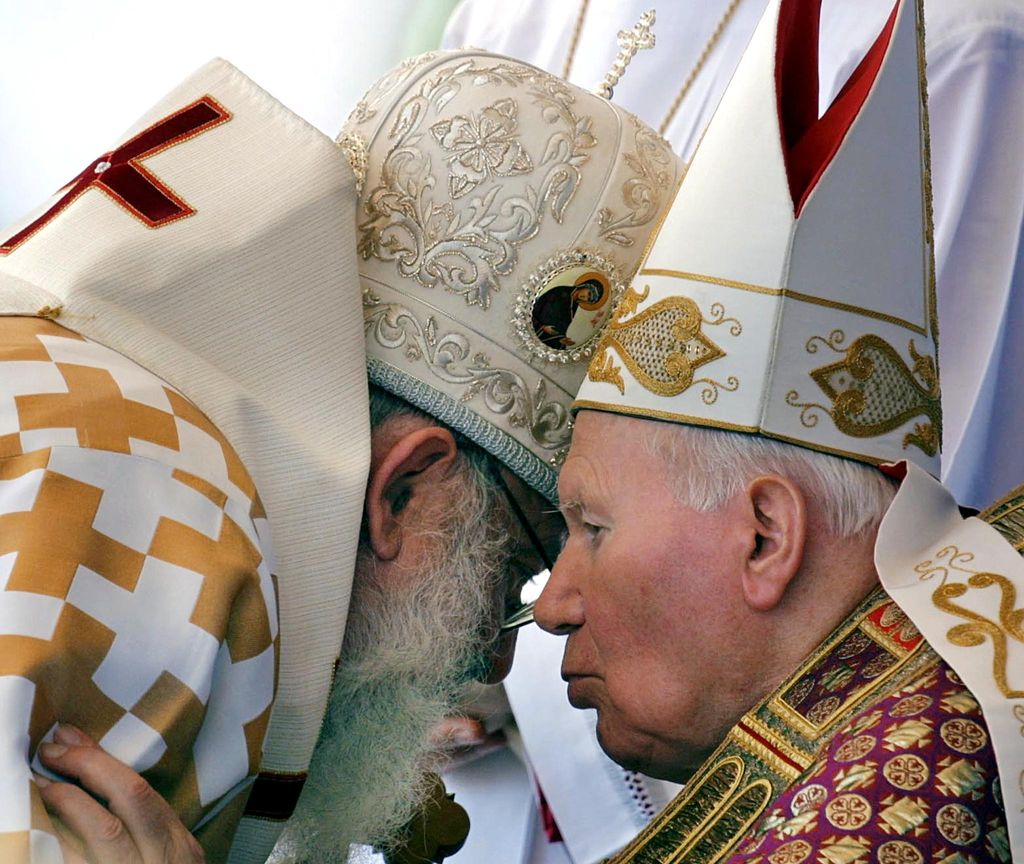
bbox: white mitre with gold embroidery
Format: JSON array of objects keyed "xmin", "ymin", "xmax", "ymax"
[
  {"xmin": 576, "ymin": 0, "xmax": 940, "ymax": 474},
  {"xmin": 0, "ymin": 60, "xmax": 366, "ymax": 862},
  {"xmin": 575, "ymin": 1, "xmax": 1024, "ymax": 857},
  {"xmin": 341, "ymin": 49, "xmax": 685, "ymax": 502}
]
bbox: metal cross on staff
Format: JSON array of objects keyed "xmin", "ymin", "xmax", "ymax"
[{"xmin": 596, "ymin": 9, "xmax": 657, "ymax": 100}]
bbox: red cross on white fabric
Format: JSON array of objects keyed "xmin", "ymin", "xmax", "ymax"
[{"xmin": 0, "ymin": 96, "xmax": 231, "ymax": 255}]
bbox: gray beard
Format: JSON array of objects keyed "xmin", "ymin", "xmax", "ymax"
[{"xmin": 272, "ymin": 466, "xmax": 510, "ymax": 864}]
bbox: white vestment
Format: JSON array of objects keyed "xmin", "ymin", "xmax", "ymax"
[{"xmin": 441, "ymin": 2, "xmax": 1024, "ymax": 861}]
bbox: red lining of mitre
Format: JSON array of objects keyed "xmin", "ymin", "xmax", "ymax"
[{"xmin": 776, "ymin": 0, "xmax": 900, "ymax": 216}]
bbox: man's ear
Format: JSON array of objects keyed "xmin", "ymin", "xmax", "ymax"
[
  {"xmin": 739, "ymin": 474, "xmax": 807, "ymax": 612},
  {"xmin": 365, "ymin": 426, "xmax": 459, "ymax": 561}
]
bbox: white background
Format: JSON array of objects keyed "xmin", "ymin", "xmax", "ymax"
[{"xmin": 0, "ymin": 0, "xmax": 441, "ymax": 227}]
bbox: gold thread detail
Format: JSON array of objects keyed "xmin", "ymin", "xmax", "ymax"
[
  {"xmin": 587, "ymin": 288, "xmax": 738, "ymax": 398},
  {"xmin": 336, "ymin": 131, "xmax": 369, "ymax": 195},
  {"xmin": 639, "ymin": 268, "xmax": 929, "ymax": 335},
  {"xmin": 562, "ymin": 0, "xmax": 591, "ymax": 80},
  {"xmin": 798, "ymin": 334, "xmax": 940, "ymax": 456},
  {"xmin": 980, "ymin": 484, "xmax": 1024, "ymax": 552},
  {"xmin": 915, "ymin": 545, "xmax": 1024, "ymax": 698}
]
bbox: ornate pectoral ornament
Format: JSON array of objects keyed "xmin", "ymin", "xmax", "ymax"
[
  {"xmin": 588, "ymin": 286, "xmax": 740, "ymax": 402},
  {"xmin": 787, "ymin": 331, "xmax": 941, "ymax": 456}
]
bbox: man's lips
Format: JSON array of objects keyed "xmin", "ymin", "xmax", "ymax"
[{"xmin": 562, "ymin": 670, "xmax": 597, "ymax": 707}]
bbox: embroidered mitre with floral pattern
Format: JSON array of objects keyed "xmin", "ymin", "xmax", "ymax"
[{"xmin": 341, "ymin": 50, "xmax": 685, "ymax": 502}]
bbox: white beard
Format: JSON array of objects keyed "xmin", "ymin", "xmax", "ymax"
[{"xmin": 272, "ymin": 463, "xmax": 511, "ymax": 864}]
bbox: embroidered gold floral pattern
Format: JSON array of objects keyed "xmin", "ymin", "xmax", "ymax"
[
  {"xmin": 364, "ymin": 292, "xmax": 570, "ymax": 452},
  {"xmin": 356, "ymin": 59, "xmax": 598, "ymax": 308},
  {"xmin": 588, "ymin": 286, "xmax": 739, "ymax": 400},
  {"xmin": 825, "ymin": 794, "xmax": 872, "ymax": 829},
  {"xmin": 939, "ymin": 719, "xmax": 987, "ymax": 754},
  {"xmin": 835, "ymin": 735, "xmax": 877, "ymax": 763},
  {"xmin": 877, "ymin": 839, "xmax": 924, "ymax": 864},
  {"xmin": 808, "ymin": 696, "xmax": 842, "ymax": 724},
  {"xmin": 768, "ymin": 839, "xmax": 813, "ymax": 864},
  {"xmin": 883, "ymin": 755, "xmax": 929, "ymax": 790},
  {"xmin": 889, "ymin": 694, "xmax": 932, "ymax": 718},
  {"xmin": 430, "ymin": 98, "xmax": 533, "ymax": 198},
  {"xmin": 791, "ymin": 784, "xmax": 828, "ymax": 815},
  {"xmin": 786, "ymin": 331, "xmax": 941, "ymax": 456},
  {"xmin": 597, "ymin": 117, "xmax": 677, "ymax": 248},
  {"xmin": 936, "ymin": 803, "xmax": 981, "ymax": 845}
]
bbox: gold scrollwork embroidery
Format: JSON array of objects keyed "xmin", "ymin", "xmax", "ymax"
[
  {"xmin": 355, "ymin": 58, "xmax": 598, "ymax": 308},
  {"xmin": 597, "ymin": 116, "xmax": 677, "ymax": 248},
  {"xmin": 587, "ymin": 286, "xmax": 739, "ymax": 398},
  {"xmin": 364, "ymin": 293, "xmax": 571, "ymax": 451},
  {"xmin": 789, "ymin": 333, "xmax": 941, "ymax": 455},
  {"xmin": 914, "ymin": 545, "xmax": 1024, "ymax": 699}
]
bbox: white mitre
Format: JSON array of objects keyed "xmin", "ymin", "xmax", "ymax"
[
  {"xmin": 341, "ymin": 49, "xmax": 685, "ymax": 502},
  {"xmin": 574, "ymin": 0, "xmax": 1024, "ymax": 858},
  {"xmin": 0, "ymin": 60, "xmax": 367, "ymax": 862}
]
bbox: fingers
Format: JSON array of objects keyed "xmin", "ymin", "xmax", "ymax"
[
  {"xmin": 429, "ymin": 717, "xmax": 487, "ymax": 750},
  {"xmin": 36, "ymin": 772, "xmax": 142, "ymax": 864},
  {"xmin": 38, "ymin": 729, "xmax": 204, "ymax": 864}
]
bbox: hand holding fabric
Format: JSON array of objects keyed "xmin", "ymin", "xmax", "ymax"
[{"xmin": 36, "ymin": 725, "xmax": 205, "ymax": 864}]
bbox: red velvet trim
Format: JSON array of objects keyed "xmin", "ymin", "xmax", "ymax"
[
  {"xmin": 0, "ymin": 96, "xmax": 231, "ymax": 255},
  {"xmin": 775, "ymin": 0, "xmax": 899, "ymax": 216},
  {"xmin": 537, "ymin": 782, "xmax": 564, "ymax": 843},
  {"xmin": 775, "ymin": 0, "xmax": 822, "ymax": 171}
]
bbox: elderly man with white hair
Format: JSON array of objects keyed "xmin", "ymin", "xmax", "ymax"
[{"xmin": 532, "ymin": 0, "xmax": 1021, "ymax": 861}]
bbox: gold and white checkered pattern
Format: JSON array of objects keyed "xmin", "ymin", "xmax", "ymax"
[
  {"xmin": 0, "ymin": 317, "xmax": 277, "ymax": 863},
  {"xmin": 0, "ymin": 58, "xmax": 369, "ymax": 863}
]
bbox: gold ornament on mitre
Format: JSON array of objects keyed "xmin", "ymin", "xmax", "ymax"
[
  {"xmin": 341, "ymin": 47, "xmax": 685, "ymax": 502},
  {"xmin": 576, "ymin": 0, "xmax": 941, "ymax": 476}
]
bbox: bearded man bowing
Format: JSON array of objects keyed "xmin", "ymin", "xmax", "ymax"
[
  {"xmin": 535, "ymin": 0, "xmax": 1021, "ymax": 860},
  {"xmin": 0, "ymin": 50, "xmax": 682, "ymax": 863}
]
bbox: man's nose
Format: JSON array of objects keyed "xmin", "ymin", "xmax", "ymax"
[{"xmin": 533, "ymin": 547, "xmax": 584, "ymax": 636}]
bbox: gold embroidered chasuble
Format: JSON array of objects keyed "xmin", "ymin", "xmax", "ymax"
[{"xmin": 608, "ymin": 589, "xmax": 939, "ymax": 863}]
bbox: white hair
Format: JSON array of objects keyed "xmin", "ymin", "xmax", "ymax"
[
  {"xmin": 272, "ymin": 386, "xmax": 515, "ymax": 863},
  {"xmin": 643, "ymin": 422, "xmax": 898, "ymax": 538}
]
